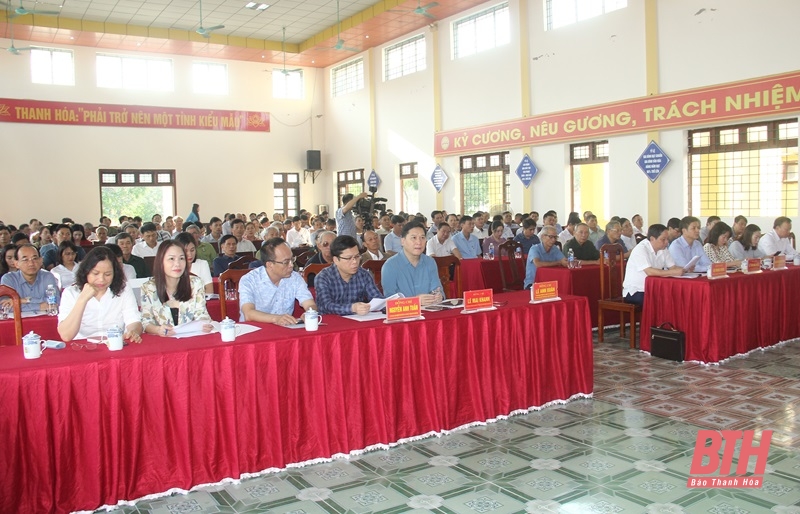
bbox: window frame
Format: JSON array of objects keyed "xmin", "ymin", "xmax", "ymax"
[
  {"xmin": 331, "ymin": 58, "xmax": 364, "ymax": 97},
  {"xmin": 192, "ymin": 61, "xmax": 229, "ymax": 95},
  {"xmin": 337, "ymin": 169, "xmax": 365, "ymax": 199},
  {"xmin": 545, "ymin": 0, "xmax": 628, "ymax": 31},
  {"xmin": 569, "ymin": 140, "xmax": 609, "ymax": 212},
  {"xmin": 452, "ymin": 2, "xmax": 510, "ymax": 60},
  {"xmin": 30, "ymin": 47, "xmax": 75, "ymax": 86},
  {"xmin": 384, "ymin": 34, "xmax": 426, "ymax": 81},
  {"xmin": 399, "ymin": 162, "xmax": 419, "ymax": 213},
  {"xmin": 98, "ymin": 169, "xmax": 177, "ymax": 219},
  {"xmin": 96, "ymin": 53, "xmax": 174, "ymax": 91},
  {"xmin": 460, "ymin": 151, "xmax": 510, "ymax": 216},
  {"xmin": 272, "ymin": 69, "xmax": 304, "ymax": 99},
  {"xmin": 273, "ymin": 173, "xmax": 301, "ymax": 218}
]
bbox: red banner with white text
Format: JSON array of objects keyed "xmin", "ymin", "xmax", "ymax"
[
  {"xmin": 434, "ymin": 71, "xmax": 800, "ymax": 156},
  {"xmin": 0, "ymin": 98, "xmax": 270, "ymax": 132}
]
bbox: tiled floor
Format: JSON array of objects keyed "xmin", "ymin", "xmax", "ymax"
[{"xmin": 102, "ymin": 333, "xmax": 800, "ymax": 514}]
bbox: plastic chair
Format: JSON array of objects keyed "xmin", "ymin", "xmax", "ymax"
[
  {"xmin": 0, "ymin": 285, "xmax": 23, "ymax": 345},
  {"xmin": 498, "ymin": 240, "xmax": 524, "ymax": 291},
  {"xmin": 598, "ymin": 243, "xmax": 639, "ymax": 348},
  {"xmin": 217, "ymin": 269, "xmax": 249, "ymax": 320}
]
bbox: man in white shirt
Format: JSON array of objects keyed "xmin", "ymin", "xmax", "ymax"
[
  {"xmin": 132, "ymin": 223, "xmax": 160, "ymax": 258},
  {"xmin": 360, "ymin": 230, "xmax": 385, "ymax": 264},
  {"xmin": 622, "ymin": 224, "xmax": 684, "ymax": 306},
  {"xmin": 426, "ymin": 210, "xmax": 444, "ymax": 239},
  {"xmin": 426, "ymin": 223, "xmax": 462, "ymax": 258},
  {"xmin": 558, "ymin": 214, "xmax": 581, "ymax": 247},
  {"xmin": 285, "ymin": 216, "xmax": 311, "ymax": 249},
  {"xmin": 202, "ymin": 217, "xmax": 223, "ymax": 243},
  {"xmin": 231, "ymin": 219, "xmax": 257, "ymax": 252},
  {"xmin": 375, "ymin": 215, "xmax": 392, "ymax": 236},
  {"xmin": 758, "ymin": 216, "xmax": 796, "ymax": 258},
  {"xmin": 472, "ymin": 212, "xmax": 489, "ymax": 238}
]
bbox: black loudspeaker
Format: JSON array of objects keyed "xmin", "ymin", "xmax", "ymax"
[{"xmin": 306, "ymin": 150, "xmax": 321, "ymax": 170}]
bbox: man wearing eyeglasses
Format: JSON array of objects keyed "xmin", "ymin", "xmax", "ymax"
[
  {"xmin": 306, "ymin": 231, "xmax": 336, "ymax": 266},
  {"xmin": 238, "ymin": 237, "xmax": 316, "ymax": 325},
  {"xmin": 315, "ymin": 235, "xmax": 383, "ymax": 316},
  {"xmin": 1, "ymin": 244, "xmax": 60, "ymax": 313},
  {"xmin": 523, "ymin": 226, "xmax": 567, "ymax": 290}
]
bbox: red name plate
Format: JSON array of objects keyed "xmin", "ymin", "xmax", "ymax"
[
  {"xmin": 386, "ymin": 297, "xmax": 421, "ymax": 321},
  {"xmin": 464, "ymin": 289, "xmax": 494, "ymax": 311},
  {"xmin": 746, "ymin": 258, "xmax": 761, "ymax": 273},
  {"xmin": 709, "ymin": 262, "xmax": 727, "ymax": 279},
  {"xmin": 532, "ymin": 281, "xmax": 559, "ymax": 302},
  {"xmin": 774, "ymin": 255, "xmax": 787, "ymax": 269}
]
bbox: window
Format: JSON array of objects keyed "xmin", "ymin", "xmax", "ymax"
[
  {"xmin": 192, "ymin": 62, "xmax": 228, "ymax": 95},
  {"xmin": 689, "ymin": 119, "xmax": 799, "ymax": 218},
  {"xmin": 273, "ymin": 70, "xmax": 304, "ymax": 99},
  {"xmin": 460, "ymin": 152, "xmax": 510, "ymax": 215},
  {"xmin": 545, "ymin": 0, "xmax": 627, "ymax": 30},
  {"xmin": 96, "ymin": 54, "xmax": 173, "ymax": 91},
  {"xmin": 337, "ymin": 169, "xmax": 365, "ymax": 200},
  {"xmin": 30, "ymin": 47, "xmax": 74, "ymax": 86},
  {"xmin": 570, "ymin": 141, "xmax": 609, "ymax": 223},
  {"xmin": 99, "ymin": 170, "xmax": 176, "ymax": 221},
  {"xmin": 331, "ymin": 59, "xmax": 364, "ymax": 97},
  {"xmin": 384, "ymin": 35, "xmax": 426, "ymax": 81},
  {"xmin": 399, "ymin": 162, "xmax": 419, "ymax": 214},
  {"xmin": 452, "ymin": 3, "xmax": 510, "ymax": 59},
  {"xmin": 273, "ymin": 173, "xmax": 300, "ymax": 218}
]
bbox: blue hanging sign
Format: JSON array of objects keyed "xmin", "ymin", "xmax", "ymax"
[
  {"xmin": 515, "ymin": 154, "xmax": 538, "ymax": 188},
  {"xmin": 636, "ymin": 140, "xmax": 671, "ymax": 183},
  {"xmin": 367, "ymin": 169, "xmax": 381, "ymax": 189},
  {"xmin": 431, "ymin": 165, "xmax": 448, "ymax": 193}
]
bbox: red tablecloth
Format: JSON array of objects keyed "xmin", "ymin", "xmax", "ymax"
[
  {"xmin": 0, "ymin": 291, "xmax": 593, "ymax": 514},
  {"xmin": 640, "ymin": 266, "xmax": 800, "ymax": 363},
  {"xmin": 461, "ymin": 258, "xmax": 524, "ymax": 293}
]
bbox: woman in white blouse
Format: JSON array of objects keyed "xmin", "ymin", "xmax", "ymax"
[
  {"xmin": 50, "ymin": 241, "xmax": 80, "ymax": 290},
  {"xmin": 729, "ymin": 224, "xmax": 764, "ymax": 261},
  {"xmin": 175, "ymin": 232, "xmax": 213, "ymax": 293}
]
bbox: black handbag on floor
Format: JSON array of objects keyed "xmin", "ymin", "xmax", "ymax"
[{"xmin": 650, "ymin": 322, "xmax": 685, "ymax": 362}]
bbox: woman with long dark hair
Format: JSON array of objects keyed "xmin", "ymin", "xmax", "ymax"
[
  {"xmin": 703, "ymin": 221, "xmax": 740, "ymax": 267},
  {"xmin": 140, "ymin": 240, "xmax": 211, "ymax": 337},
  {"xmin": 50, "ymin": 241, "xmax": 80, "ymax": 289},
  {"xmin": 174, "ymin": 232, "xmax": 214, "ymax": 294},
  {"xmin": 186, "ymin": 203, "xmax": 200, "ymax": 224},
  {"xmin": 57, "ymin": 246, "xmax": 142, "ymax": 342},
  {"xmin": 729, "ymin": 224, "xmax": 765, "ymax": 261},
  {"xmin": 0, "ymin": 243, "xmax": 17, "ymax": 278}
]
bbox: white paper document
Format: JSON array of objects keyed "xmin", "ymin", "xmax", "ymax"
[
  {"xmin": 682, "ymin": 255, "xmax": 701, "ymax": 272},
  {"xmin": 343, "ymin": 311, "xmax": 387, "ymax": 322},
  {"xmin": 368, "ymin": 293, "xmax": 403, "ymax": 312},
  {"xmin": 172, "ymin": 320, "xmax": 214, "ymax": 338}
]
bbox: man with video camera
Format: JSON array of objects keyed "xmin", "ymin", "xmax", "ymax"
[{"xmin": 335, "ymin": 191, "xmax": 370, "ymax": 239}]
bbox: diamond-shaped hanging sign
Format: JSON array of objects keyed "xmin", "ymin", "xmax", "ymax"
[
  {"xmin": 431, "ymin": 165, "xmax": 448, "ymax": 193},
  {"xmin": 636, "ymin": 140, "xmax": 671, "ymax": 183},
  {"xmin": 515, "ymin": 154, "xmax": 538, "ymax": 188}
]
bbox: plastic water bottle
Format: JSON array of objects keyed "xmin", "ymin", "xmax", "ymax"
[
  {"xmin": 45, "ymin": 284, "xmax": 58, "ymax": 316},
  {"xmin": 489, "ymin": 243, "xmax": 495, "ymax": 260},
  {"xmin": 515, "ymin": 245, "xmax": 522, "ymax": 260},
  {"xmin": 567, "ymin": 248, "xmax": 575, "ymax": 269}
]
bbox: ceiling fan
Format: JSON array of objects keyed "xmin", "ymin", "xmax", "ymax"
[
  {"xmin": 390, "ymin": 0, "xmax": 439, "ymax": 19},
  {"xmin": 1, "ymin": 17, "xmax": 33, "ymax": 54},
  {"xmin": 276, "ymin": 27, "xmax": 301, "ymax": 75},
  {"xmin": 0, "ymin": 0, "xmax": 59, "ymax": 17},
  {"xmin": 196, "ymin": 0, "xmax": 224, "ymax": 38},
  {"xmin": 333, "ymin": 0, "xmax": 359, "ymax": 52}
]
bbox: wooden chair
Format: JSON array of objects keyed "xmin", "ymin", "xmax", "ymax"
[
  {"xmin": 296, "ymin": 250, "xmax": 315, "ymax": 268},
  {"xmin": 303, "ymin": 263, "xmax": 331, "ymax": 286},
  {"xmin": 252, "ymin": 240, "xmax": 264, "ymax": 251},
  {"xmin": 554, "ymin": 241, "xmax": 563, "ymax": 251},
  {"xmin": 362, "ymin": 259, "xmax": 386, "ymax": 292},
  {"xmin": 433, "ymin": 255, "xmax": 462, "ymax": 299},
  {"xmin": 235, "ymin": 251, "xmax": 255, "ymax": 260},
  {"xmin": 498, "ymin": 240, "xmax": 524, "ymax": 291},
  {"xmin": 217, "ymin": 269, "xmax": 250, "ymax": 320},
  {"xmin": 0, "ymin": 285, "xmax": 23, "ymax": 345},
  {"xmin": 143, "ymin": 256, "xmax": 155, "ymax": 277},
  {"xmin": 210, "ymin": 242, "xmax": 219, "ymax": 253},
  {"xmin": 634, "ymin": 233, "xmax": 646, "ymax": 244},
  {"xmin": 598, "ymin": 243, "xmax": 639, "ymax": 348},
  {"xmin": 228, "ymin": 255, "xmax": 256, "ymax": 269},
  {"xmin": 790, "ymin": 232, "xmax": 796, "ymax": 250}
]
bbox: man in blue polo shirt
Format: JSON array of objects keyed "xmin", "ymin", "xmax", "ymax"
[
  {"xmin": 381, "ymin": 222, "xmax": 444, "ymax": 306},
  {"xmin": 451, "ymin": 215, "xmax": 481, "ymax": 259},
  {"xmin": 668, "ymin": 216, "xmax": 710, "ymax": 272},
  {"xmin": 524, "ymin": 226, "xmax": 568, "ymax": 289}
]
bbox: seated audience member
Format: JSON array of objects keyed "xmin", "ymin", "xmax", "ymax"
[
  {"xmin": 315, "ymin": 236, "xmax": 384, "ymax": 315},
  {"xmin": 0, "ymin": 225, "xmax": 11, "ymax": 247},
  {"xmin": 622, "ymin": 224, "xmax": 684, "ymax": 306},
  {"xmin": 230, "ymin": 219, "xmax": 257, "ymax": 252},
  {"xmin": 202, "ymin": 217, "xmax": 223, "ymax": 244},
  {"xmin": 1, "ymin": 244, "xmax": 60, "ymax": 312},
  {"xmin": 50, "ymin": 241, "xmax": 80, "ymax": 290},
  {"xmin": 243, "ymin": 222, "xmax": 258, "ymax": 242},
  {"xmin": 163, "ymin": 216, "xmax": 176, "ymax": 236},
  {"xmin": 594, "ymin": 221, "xmax": 630, "ymax": 258},
  {"xmin": 540, "ymin": 210, "xmax": 563, "ymax": 234},
  {"xmin": 631, "ymin": 214, "xmax": 644, "ymax": 235},
  {"xmin": 703, "ymin": 221, "xmax": 741, "ymax": 267},
  {"xmin": 452, "ymin": 215, "xmax": 481, "ymax": 259},
  {"xmin": 586, "ymin": 214, "xmax": 605, "ymax": 244},
  {"xmin": 42, "ymin": 224, "xmax": 83, "ymax": 270},
  {"xmin": 446, "ymin": 214, "xmax": 460, "ymax": 233},
  {"xmin": 105, "ymin": 243, "xmax": 137, "ymax": 281},
  {"xmin": 11, "ymin": 232, "xmax": 29, "ymax": 247},
  {"xmin": 285, "ymin": 216, "xmax": 310, "ymax": 248},
  {"xmin": 175, "ymin": 232, "xmax": 213, "ymax": 294},
  {"xmin": 529, "ymin": 211, "xmax": 540, "ymax": 227},
  {"xmin": 361, "ymin": 229, "xmax": 386, "ymax": 263},
  {"xmin": 31, "ymin": 225, "xmax": 52, "ymax": 249},
  {"xmin": 666, "ymin": 217, "xmax": 682, "ymax": 242},
  {"xmin": 731, "ymin": 215, "xmax": 747, "ymax": 243},
  {"xmin": 502, "ymin": 211, "xmax": 518, "ymax": 231},
  {"xmin": 563, "ymin": 223, "xmax": 600, "ymax": 264},
  {"xmin": 758, "ymin": 216, "xmax": 796, "ymax": 258},
  {"xmin": 114, "ymin": 232, "xmax": 149, "ymax": 278},
  {"xmin": 523, "ymin": 226, "xmax": 567, "ymax": 289},
  {"xmin": 426, "ymin": 223, "xmax": 462, "ymax": 258},
  {"xmin": 221, "ymin": 213, "xmax": 236, "ymax": 236},
  {"xmin": 93, "ymin": 226, "xmax": 109, "ymax": 245},
  {"xmin": 72, "ymin": 225, "xmax": 93, "ymax": 248},
  {"xmin": 513, "ymin": 218, "xmax": 541, "ymax": 255},
  {"xmin": 376, "ymin": 214, "xmax": 392, "ymax": 236},
  {"xmin": 238, "ymin": 237, "xmax": 317, "ymax": 325},
  {"xmin": 308, "ymin": 217, "xmax": 325, "ymax": 247},
  {"xmin": 619, "ymin": 218, "xmax": 636, "ymax": 250},
  {"xmin": 212, "ymin": 235, "xmax": 239, "ymax": 276},
  {"xmin": 141, "ymin": 241, "xmax": 212, "ymax": 336},
  {"xmin": 699, "ymin": 215, "xmax": 721, "ymax": 244},
  {"xmin": 325, "ymin": 218, "xmax": 337, "ymax": 234},
  {"xmin": 729, "ymin": 224, "xmax": 764, "ymax": 261},
  {"xmin": 558, "ymin": 213, "xmax": 581, "ymax": 247},
  {"xmin": 491, "ymin": 215, "xmax": 514, "ymax": 239},
  {"xmin": 668, "ymin": 216, "xmax": 711, "ymax": 272},
  {"xmin": 132, "ymin": 222, "xmax": 160, "ymax": 258},
  {"xmin": 426, "ymin": 211, "xmax": 444, "ymax": 239},
  {"xmin": 383, "ymin": 215, "xmax": 406, "ymax": 256},
  {"xmin": 184, "ymin": 223, "xmax": 217, "ymax": 269},
  {"xmin": 483, "ymin": 221, "xmax": 508, "ymax": 256},
  {"xmin": 0, "ymin": 243, "xmax": 17, "ymax": 278},
  {"xmin": 57, "ymin": 246, "xmax": 142, "ymax": 343},
  {"xmin": 381, "ymin": 222, "xmax": 444, "ymax": 305},
  {"xmin": 472, "ymin": 212, "xmax": 489, "ymax": 238},
  {"xmin": 306, "ymin": 231, "xmax": 336, "ymax": 265},
  {"xmin": 255, "ymin": 227, "xmax": 280, "ymax": 263}
]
